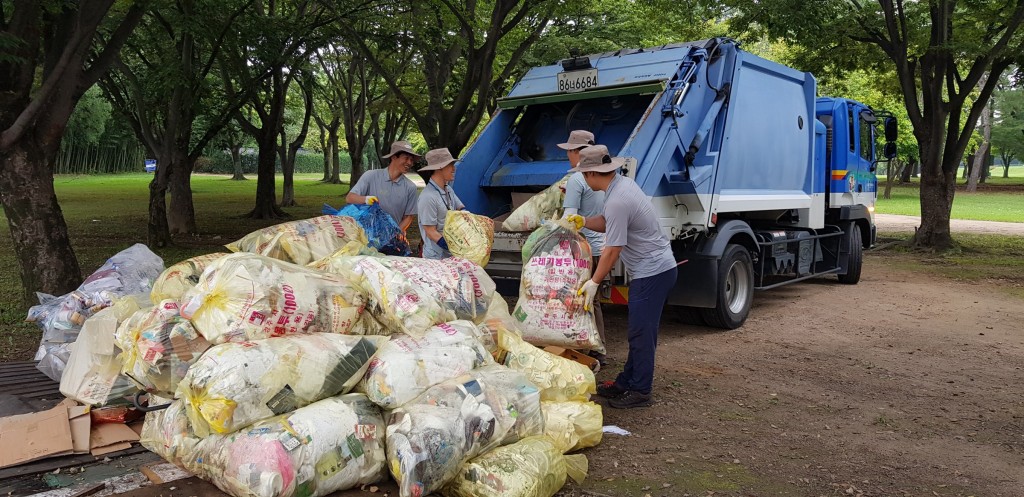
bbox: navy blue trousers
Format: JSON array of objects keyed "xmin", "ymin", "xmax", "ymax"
[{"xmin": 615, "ymin": 266, "xmax": 677, "ymax": 394}]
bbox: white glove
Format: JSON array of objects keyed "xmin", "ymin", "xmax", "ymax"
[
  {"xmin": 565, "ymin": 214, "xmax": 585, "ymax": 231},
  {"xmin": 577, "ymin": 279, "xmax": 599, "ymax": 311},
  {"xmin": 365, "ymin": 195, "xmax": 379, "ymax": 205}
]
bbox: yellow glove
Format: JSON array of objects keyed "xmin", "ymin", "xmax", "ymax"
[
  {"xmin": 565, "ymin": 214, "xmax": 585, "ymax": 231},
  {"xmin": 365, "ymin": 196, "xmax": 379, "ymax": 205},
  {"xmin": 577, "ymin": 279, "xmax": 599, "ymax": 311}
]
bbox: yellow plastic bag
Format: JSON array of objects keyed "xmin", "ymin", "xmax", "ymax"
[
  {"xmin": 443, "ymin": 210, "xmax": 494, "ymax": 266},
  {"xmin": 226, "ymin": 215, "xmax": 368, "ymax": 265},
  {"xmin": 150, "ymin": 253, "xmax": 228, "ymax": 303},
  {"xmin": 441, "ymin": 435, "xmax": 573, "ymax": 497},
  {"xmin": 116, "ymin": 300, "xmax": 211, "ymax": 398},
  {"xmin": 541, "ymin": 400, "xmax": 603, "ymax": 453},
  {"xmin": 500, "ymin": 175, "xmax": 570, "ymax": 232},
  {"xmin": 496, "ymin": 325, "xmax": 595, "ymax": 401}
]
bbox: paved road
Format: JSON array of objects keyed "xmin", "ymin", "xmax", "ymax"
[{"xmin": 875, "ymin": 213, "xmax": 1024, "ymax": 236}]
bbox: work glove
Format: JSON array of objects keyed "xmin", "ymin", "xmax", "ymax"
[
  {"xmin": 565, "ymin": 214, "xmax": 585, "ymax": 231},
  {"xmin": 577, "ymin": 279, "xmax": 599, "ymax": 311},
  {"xmin": 437, "ymin": 236, "xmax": 449, "ymax": 251},
  {"xmin": 365, "ymin": 196, "xmax": 379, "ymax": 205}
]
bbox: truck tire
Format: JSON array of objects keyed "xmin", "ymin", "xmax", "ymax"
[
  {"xmin": 701, "ymin": 244, "xmax": 754, "ymax": 329},
  {"xmin": 838, "ymin": 224, "xmax": 863, "ymax": 285}
]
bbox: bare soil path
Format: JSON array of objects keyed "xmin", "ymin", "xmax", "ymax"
[{"xmin": 875, "ymin": 213, "xmax": 1024, "ymax": 236}]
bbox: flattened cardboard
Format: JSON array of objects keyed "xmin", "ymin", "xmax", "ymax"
[
  {"xmin": 0, "ymin": 404, "xmax": 74, "ymax": 468},
  {"xmin": 89, "ymin": 422, "xmax": 139, "ymax": 456},
  {"xmin": 543, "ymin": 345, "xmax": 599, "ymax": 371},
  {"xmin": 67, "ymin": 405, "xmax": 92, "ymax": 454},
  {"xmin": 90, "ymin": 442, "xmax": 132, "ymax": 457}
]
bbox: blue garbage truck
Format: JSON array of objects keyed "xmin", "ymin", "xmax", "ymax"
[{"xmin": 453, "ymin": 38, "xmax": 897, "ymax": 329}]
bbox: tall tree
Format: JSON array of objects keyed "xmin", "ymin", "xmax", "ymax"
[
  {"xmin": 727, "ymin": 0, "xmax": 1024, "ymax": 249},
  {"xmin": 1, "ymin": 1, "xmax": 145, "ymax": 304},
  {"xmin": 990, "ymin": 77, "xmax": 1024, "ymax": 178},
  {"xmin": 100, "ymin": 0, "xmax": 256, "ymax": 246},
  {"xmin": 278, "ymin": 71, "xmax": 314, "ymax": 207}
]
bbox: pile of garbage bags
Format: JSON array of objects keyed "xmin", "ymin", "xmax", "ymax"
[
  {"xmin": 226, "ymin": 215, "xmax": 367, "ymax": 265},
  {"xmin": 34, "ymin": 214, "xmax": 605, "ymax": 497},
  {"xmin": 323, "ymin": 203, "xmax": 411, "ymax": 256}
]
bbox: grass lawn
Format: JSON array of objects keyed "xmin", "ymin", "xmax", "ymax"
[
  {"xmin": 875, "ymin": 166, "xmax": 1024, "ymax": 222},
  {"xmin": 0, "ymin": 173, "xmax": 353, "ymax": 361}
]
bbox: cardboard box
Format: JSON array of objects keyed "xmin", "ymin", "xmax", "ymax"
[
  {"xmin": 67, "ymin": 405, "xmax": 92, "ymax": 454},
  {"xmin": 0, "ymin": 403, "xmax": 74, "ymax": 468},
  {"xmin": 543, "ymin": 345, "xmax": 599, "ymax": 371},
  {"xmin": 89, "ymin": 422, "xmax": 140, "ymax": 456}
]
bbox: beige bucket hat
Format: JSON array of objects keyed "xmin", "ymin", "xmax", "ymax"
[
  {"xmin": 570, "ymin": 144, "xmax": 626, "ymax": 173},
  {"xmin": 381, "ymin": 140, "xmax": 422, "ymax": 159},
  {"xmin": 556, "ymin": 130, "xmax": 596, "ymax": 150},
  {"xmin": 420, "ymin": 147, "xmax": 460, "ymax": 171}
]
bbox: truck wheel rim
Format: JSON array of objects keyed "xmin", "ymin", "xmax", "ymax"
[{"xmin": 726, "ymin": 260, "xmax": 751, "ymax": 314}]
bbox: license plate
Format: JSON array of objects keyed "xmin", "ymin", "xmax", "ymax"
[{"xmin": 557, "ymin": 68, "xmax": 598, "ymax": 93}]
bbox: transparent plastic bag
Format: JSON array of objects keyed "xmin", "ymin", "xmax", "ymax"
[
  {"xmin": 498, "ymin": 326, "xmax": 595, "ymax": 402},
  {"xmin": 540, "ymin": 400, "xmax": 603, "ymax": 453},
  {"xmin": 60, "ymin": 296, "xmax": 146, "ymax": 406},
  {"xmin": 386, "ymin": 364, "xmax": 544, "ymax": 497},
  {"xmin": 359, "ymin": 321, "xmax": 496, "ymax": 409},
  {"xmin": 226, "ymin": 215, "xmax": 368, "ymax": 265},
  {"xmin": 316, "ymin": 255, "xmax": 497, "ymax": 337},
  {"xmin": 151, "ymin": 253, "xmax": 228, "ymax": 303},
  {"xmin": 31, "ymin": 244, "xmax": 165, "ymax": 381},
  {"xmin": 324, "ymin": 203, "xmax": 410, "ymax": 256},
  {"xmin": 512, "ymin": 220, "xmax": 604, "ymax": 353},
  {"xmin": 178, "ymin": 333, "xmax": 387, "ymax": 436},
  {"xmin": 501, "ymin": 175, "xmax": 570, "ymax": 232},
  {"xmin": 116, "ymin": 300, "xmax": 211, "ymax": 398},
  {"xmin": 140, "ymin": 396, "xmax": 201, "ymax": 466},
  {"xmin": 441, "ymin": 435, "xmax": 572, "ymax": 497},
  {"xmin": 180, "ymin": 253, "xmax": 370, "ymax": 344},
  {"xmin": 444, "ymin": 211, "xmax": 494, "ymax": 266}
]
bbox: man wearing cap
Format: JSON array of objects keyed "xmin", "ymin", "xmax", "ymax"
[
  {"xmin": 346, "ymin": 140, "xmax": 421, "ymax": 236},
  {"xmin": 557, "ymin": 130, "xmax": 607, "ymax": 365},
  {"xmin": 566, "ymin": 145, "xmax": 678, "ymax": 409},
  {"xmin": 417, "ymin": 147, "xmax": 465, "ymax": 259}
]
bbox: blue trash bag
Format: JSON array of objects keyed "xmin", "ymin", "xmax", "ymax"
[{"xmin": 323, "ymin": 203, "xmax": 411, "ymax": 256}]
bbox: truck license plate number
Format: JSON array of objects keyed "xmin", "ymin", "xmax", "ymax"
[{"xmin": 557, "ymin": 69, "xmax": 598, "ymax": 93}]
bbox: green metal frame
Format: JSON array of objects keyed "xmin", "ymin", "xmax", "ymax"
[{"xmin": 496, "ymin": 81, "xmax": 667, "ymax": 109}]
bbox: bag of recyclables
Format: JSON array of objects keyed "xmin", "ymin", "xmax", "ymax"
[
  {"xmin": 323, "ymin": 203, "xmax": 410, "ymax": 256},
  {"xmin": 144, "ymin": 394, "xmax": 387, "ymax": 497},
  {"xmin": 500, "ymin": 174, "xmax": 570, "ymax": 232},
  {"xmin": 441, "ymin": 435, "xmax": 588, "ymax": 497},
  {"xmin": 359, "ymin": 320, "xmax": 496, "ymax": 409},
  {"xmin": 140, "ymin": 395, "xmax": 199, "ymax": 466},
  {"xmin": 386, "ymin": 364, "xmax": 544, "ymax": 497},
  {"xmin": 495, "ymin": 322, "xmax": 595, "ymax": 402},
  {"xmin": 150, "ymin": 253, "xmax": 228, "ymax": 303},
  {"xmin": 226, "ymin": 215, "xmax": 367, "ymax": 265},
  {"xmin": 177, "ymin": 333, "xmax": 387, "ymax": 436},
  {"xmin": 30, "ymin": 244, "xmax": 164, "ymax": 381},
  {"xmin": 180, "ymin": 253, "xmax": 371, "ymax": 344},
  {"xmin": 60, "ymin": 296, "xmax": 146, "ymax": 406},
  {"xmin": 513, "ymin": 220, "xmax": 604, "ymax": 353},
  {"xmin": 540, "ymin": 400, "xmax": 603, "ymax": 453},
  {"xmin": 115, "ymin": 300, "xmax": 211, "ymax": 398},
  {"xmin": 444, "ymin": 210, "xmax": 494, "ymax": 266}
]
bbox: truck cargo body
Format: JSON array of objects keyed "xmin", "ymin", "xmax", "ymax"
[{"xmin": 454, "ymin": 38, "xmax": 890, "ymax": 328}]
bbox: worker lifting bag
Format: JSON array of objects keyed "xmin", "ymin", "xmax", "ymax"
[
  {"xmin": 512, "ymin": 220, "xmax": 605, "ymax": 353},
  {"xmin": 501, "ymin": 174, "xmax": 571, "ymax": 232},
  {"xmin": 226, "ymin": 215, "xmax": 368, "ymax": 265},
  {"xmin": 176, "ymin": 333, "xmax": 387, "ymax": 436}
]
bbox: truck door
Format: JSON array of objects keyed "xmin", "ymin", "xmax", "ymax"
[{"xmin": 847, "ymin": 104, "xmax": 878, "ymax": 205}]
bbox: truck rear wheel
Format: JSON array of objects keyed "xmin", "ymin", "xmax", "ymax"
[
  {"xmin": 701, "ymin": 244, "xmax": 754, "ymax": 329},
  {"xmin": 838, "ymin": 224, "xmax": 863, "ymax": 284}
]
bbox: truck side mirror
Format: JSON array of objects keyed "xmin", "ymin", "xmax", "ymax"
[
  {"xmin": 884, "ymin": 117, "xmax": 898, "ymax": 142},
  {"xmin": 884, "ymin": 142, "xmax": 897, "ymax": 160}
]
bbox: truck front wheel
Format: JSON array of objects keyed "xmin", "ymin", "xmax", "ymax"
[
  {"xmin": 701, "ymin": 244, "xmax": 754, "ymax": 329},
  {"xmin": 837, "ymin": 224, "xmax": 863, "ymax": 284}
]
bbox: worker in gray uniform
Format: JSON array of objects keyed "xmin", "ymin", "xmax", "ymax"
[
  {"xmin": 568, "ymin": 145, "xmax": 678, "ymax": 409},
  {"xmin": 346, "ymin": 140, "xmax": 421, "ymax": 238},
  {"xmin": 417, "ymin": 147, "xmax": 465, "ymax": 259},
  {"xmin": 557, "ymin": 129, "xmax": 606, "ymax": 366}
]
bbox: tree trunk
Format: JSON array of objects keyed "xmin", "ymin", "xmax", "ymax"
[
  {"xmin": 883, "ymin": 159, "xmax": 901, "ymax": 200},
  {"xmin": 279, "ymin": 130, "xmax": 295, "ymax": 207},
  {"xmin": 1004, "ymin": 156, "xmax": 1012, "ymax": 178},
  {"xmin": 147, "ymin": 156, "xmax": 173, "ymax": 248},
  {"xmin": 899, "ymin": 157, "xmax": 915, "ymax": 183},
  {"xmin": 328, "ymin": 125, "xmax": 341, "ymax": 184},
  {"xmin": 248, "ymin": 132, "xmax": 287, "ymax": 219},
  {"xmin": 230, "ymin": 144, "xmax": 246, "ymax": 180},
  {"xmin": 0, "ymin": 140, "xmax": 83, "ymax": 304},
  {"xmin": 321, "ymin": 135, "xmax": 332, "ymax": 182},
  {"xmin": 967, "ymin": 99, "xmax": 992, "ymax": 192},
  {"xmin": 168, "ymin": 158, "xmax": 197, "ymax": 234}
]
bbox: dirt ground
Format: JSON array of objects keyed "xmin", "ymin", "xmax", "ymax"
[
  {"xmin": 567, "ymin": 256, "xmax": 1023, "ymax": 497},
  {"xmin": 874, "ymin": 214, "xmax": 1024, "ymax": 236}
]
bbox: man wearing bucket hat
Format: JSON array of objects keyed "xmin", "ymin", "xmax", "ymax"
[
  {"xmin": 346, "ymin": 140, "xmax": 421, "ymax": 236},
  {"xmin": 417, "ymin": 147, "xmax": 465, "ymax": 259},
  {"xmin": 558, "ymin": 130, "xmax": 607, "ymax": 366},
  {"xmin": 566, "ymin": 145, "xmax": 678, "ymax": 409}
]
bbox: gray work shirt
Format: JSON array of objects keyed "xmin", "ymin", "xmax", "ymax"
[
  {"xmin": 418, "ymin": 179, "xmax": 465, "ymax": 259},
  {"xmin": 349, "ymin": 168, "xmax": 418, "ymax": 225},
  {"xmin": 563, "ymin": 171, "xmax": 606, "ymax": 256},
  {"xmin": 603, "ymin": 174, "xmax": 676, "ymax": 279}
]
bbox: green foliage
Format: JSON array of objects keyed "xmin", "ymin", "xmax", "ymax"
[
  {"xmin": 990, "ymin": 81, "xmax": 1024, "ymax": 167},
  {"xmin": 64, "ymin": 86, "xmax": 112, "ymax": 146},
  {"xmin": 194, "ymin": 150, "xmax": 348, "ymax": 175}
]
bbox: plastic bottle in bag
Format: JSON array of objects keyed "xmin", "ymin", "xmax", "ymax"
[
  {"xmin": 226, "ymin": 215, "xmax": 368, "ymax": 265},
  {"xmin": 441, "ymin": 435, "xmax": 588, "ymax": 497},
  {"xmin": 116, "ymin": 300, "xmax": 211, "ymax": 398},
  {"xmin": 151, "ymin": 253, "xmax": 228, "ymax": 303}
]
